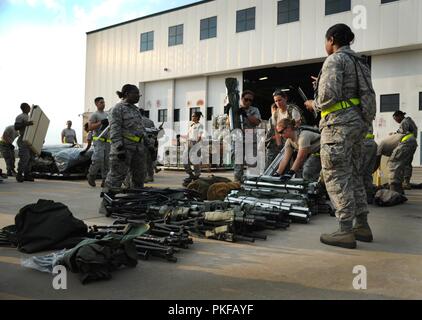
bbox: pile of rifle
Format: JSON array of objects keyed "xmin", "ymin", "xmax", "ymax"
[
  {"xmin": 225, "ymin": 176, "xmax": 334, "ymax": 224},
  {"xmin": 0, "ymin": 225, "xmax": 17, "ymax": 248},
  {"xmin": 88, "ymin": 223, "xmax": 193, "ymax": 263},
  {"xmin": 100, "ymin": 188, "xmax": 273, "ymax": 244}
]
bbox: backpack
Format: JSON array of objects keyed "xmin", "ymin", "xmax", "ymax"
[
  {"xmin": 343, "ymin": 53, "xmax": 377, "ymax": 126},
  {"xmin": 287, "ymin": 104, "xmax": 307, "ymax": 125}
]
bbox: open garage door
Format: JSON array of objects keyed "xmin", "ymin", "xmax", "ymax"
[{"xmin": 243, "ymin": 62, "xmax": 324, "ymax": 126}]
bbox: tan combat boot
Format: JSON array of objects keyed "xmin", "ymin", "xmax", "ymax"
[
  {"xmin": 353, "ymin": 215, "xmax": 373, "ymax": 242},
  {"xmin": 320, "ymin": 222, "xmax": 357, "ymax": 249}
]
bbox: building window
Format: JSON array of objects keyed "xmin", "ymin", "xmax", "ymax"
[
  {"xmin": 143, "ymin": 110, "xmax": 150, "ymax": 119},
  {"xmin": 236, "ymin": 7, "xmax": 255, "ymax": 33},
  {"xmin": 207, "ymin": 107, "xmax": 214, "ymax": 121},
  {"xmin": 140, "ymin": 31, "xmax": 154, "ymax": 52},
  {"xmin": 277, "ymin": 0, "xmax": 300, "ymax": 24},
  {"xmin": 200, "ymin": 16, "xmax": 217, "ymax": 40},
  {"xmin": 174, "ymin": 109, "xmax": 180, "ymax": 122},
  {"xmin": 381, "ymin": 0, "xmax": 399, "ymax": 3},
  {"xmin": 169, "ymin": 24, "xmax": 183, "ymax": 46},
  {"xmin": 325, "ymin": 0, "xmax": 351, "ymax": 15},
  {"xmin": 158, "ymin": 109, "xmax": 168, "ymax": 122},
  {"xmin": 190, "ymin": 108, "xmax": 201, "ymax": 119},
  {"xmin": 380, "ymin": 94, "xmax": 400, "ymax": 113},
  {"xmin": 419, "ymin": 92, "xmax": 422, "ymax": 111}
]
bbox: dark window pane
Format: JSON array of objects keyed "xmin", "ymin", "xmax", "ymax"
[
  {"xmin": 380, "ymin": 94, "xmax": 400, "ymax": 113},
  {"xmin": 236, "ymin": 8, "xmax": 255, "ymax": 32},
  {"xmin": 325, "ymin": 0, "xmax": 351, "ymax": 15},
  {"xmin": 169, "ymin": 26, "xmax": 176, "ymax": 36},
  {"xmin": 419, "ymin": 92, "xmax": 422, "ymax": 111},
  {"xmin": 381, "ymin": 0, "xmax": 399, "ymax": 3},
  {"xmin": 209, "ymin": 27, "xmax": 216, "ymax": 38},
  {"xmin": 143, "ymin": 110, "xmax": 150, "ymax": 119},
  {"xmin": 140, "ymin": 31, "xmax": 154, "ymax": 52},
  {"xmin": 207, "ymin": 107, "xmax": 213, "ymax": 121},
  {"xmin": 174, "ymin": 109, "xmax": 180, "ymax": 122},
  {"xmin": 209, "ymin": 17, "xmax": 217, "ymax": 29}
]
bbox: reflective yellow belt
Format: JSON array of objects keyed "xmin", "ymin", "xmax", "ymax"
[
  {"xmin": 401, "ymin": 133, "xmax": 414, "ymax": 143},
  {"xmin": 312, "ymin": 152, "xmax": 320, "ymax": 157},
  {"xmin": 93, "ymin": 136, "xmax": 111, "ymax": 143},
  {"xmin": 321, "ymin": 98, "xmax": 360, "ymax": 118},
  {"xmin": 365, "ymin": 133, "xmax": 375, "ymax": 139},
  {"xmin": 124, "ymin": 134, "xmax": 144, "ymax": 143},
  {"xmin": 0, "ymin": 140, "xmax": 7, "ymax": 145}
]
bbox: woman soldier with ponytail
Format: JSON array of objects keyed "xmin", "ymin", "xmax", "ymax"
[{"xmin": 305, "ymin": 24, "xmax": 376, "ymax": 249}]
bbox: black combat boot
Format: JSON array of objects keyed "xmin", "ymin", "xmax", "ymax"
[
  {"xmin": 353, "ymin": 214, "xmax": 373, "ymax": 242},
  {"xmin": 24, "ymin": 174, "xmax": 35, "ymax": 182},
  {"xmin": 402, "ymin": 178, "xmax": 412, "ymax": 190},
  {"xmin": 320, "ymin": 221, "xmax": 357, "ymax": 249},
  {"xmin": 390, "ymin": 182, "xmax": 404, "ymax": 195},
  {"xmin": 87, "ymin": 175, "xmax": 96, "ymax": 187},
  {"xmin": 16, "ymin": 172, "xmax": 24, "ymax": 183}
]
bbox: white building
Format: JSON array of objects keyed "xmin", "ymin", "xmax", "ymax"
[{"xmin": 85, "ymin": 0, "xmax": 422, "ymax": 167}]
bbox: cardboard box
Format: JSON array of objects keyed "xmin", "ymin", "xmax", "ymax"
[{"xmin": 22, "ymin": 105, "xmax": 50, "ymax": 155}]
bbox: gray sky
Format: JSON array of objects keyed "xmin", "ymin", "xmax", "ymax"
[{"xmin": 0, "ymin": 0, "xmax": 198, "ymax": 144}]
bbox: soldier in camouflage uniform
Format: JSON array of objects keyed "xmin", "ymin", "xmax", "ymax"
[
  {"xmin": 87, "ymin": 97, "xmax": 110, "ymax": 188},
  {"xmin": 393, "ymin": 111, "xmax": 418, "ymax": 189},
  {"xmin": 274, "ymin": 118, "xmax": 321, "ymax": 182},
  {"xmin": 305, "ymin": 24, "xmax": 375, "ymax": 249},
  {"xmin": 265, "ymin": 104, "xmax": 283, "ymax": 170},
  {"xmin": 232, "ymin": 90, "xmax": 262, "ymax": 182},
  {"xmin": 103, "ymin": 84, "xmax": 146, "ymax": 192},
  {"xmin": 362, "ymin": 124, "xmax": 378, "ymax": 204},
  {"xmin": 0, "ymin": 125, "xmax": 19, "ymax": 176},
  {"xmin": 140, "ymin": 110, "xmax": 156, "ymax": 183},
  {"xmin": 375, "ymin": 133, "xmax": 418, "ymax": 195},
  {"xmin": 14, "ymin": 103, "xmax": 35, "ymax": 183}
]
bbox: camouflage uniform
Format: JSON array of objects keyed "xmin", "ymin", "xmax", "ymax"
[
  {"xmin": 0, "ymin": 125, "xmax": 18, "ymax": 174},
  {"xmin": 284, "ymin": 129, "xmax": 321, "ymax": 182},
  {"xmin": 362, "ymin": 129, "xmax": 378, "ymax": 202},
  {"xmin": 232, "ymin": 106, "xmax": 261, "ymax": 182},
  {"xmin": 397, "ymin": 117, "xmax": 418, "ymax": 183},
  {"xmin": 15, "ymin": 113, "xmax": 35, "ymax": 177},
  {"xmin": 377, "ymin": 134, "xmax": 418, "ymax": 186},
  {"xmin": 265, "ymin": 121, "xmax": 283, "ymax": 170},
  {"xmin": 104, "ymin": 102, "xmax": 146, "ymax": 190},
  {"xmin": 88, "ymin": 110, "xmax": 111, "ymax": 182},
  {"xmin": 314, "ymin": 46, "xmax": 372, "ymax": 232},
  {"xmin": 142, "ymin": 116, "xmax": 156, "ymax": 181}
]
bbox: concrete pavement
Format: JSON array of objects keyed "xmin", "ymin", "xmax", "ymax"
[{"xmin": 1, "ymin": 168, "xmax": 422, "ymax": 300}]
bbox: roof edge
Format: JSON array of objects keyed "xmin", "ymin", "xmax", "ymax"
[{"xmin": 86, "ymin": 0, "xmax": 215, "ymax": 35}]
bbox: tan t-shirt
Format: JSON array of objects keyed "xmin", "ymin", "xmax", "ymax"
[
  {"xmin": 377, "ymin": 134, "xmax": 405, "ymax": 157},
  {"xmin": 285, "ymin": 130, "xmax": 320, "ymax": 154}
]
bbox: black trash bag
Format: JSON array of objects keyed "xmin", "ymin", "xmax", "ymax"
[
  {"xmin": 15, "ymin": 199, "xmax": 88, "ymax": 253},
  {"xmin": 59, "ymin": 224, "xmax": 148, "ymax": 284},
  {"xmin": 374, "ymin": 190, "xmax": 408, "ymax": 207}
]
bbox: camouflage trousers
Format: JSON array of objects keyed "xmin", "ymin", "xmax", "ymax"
[
  {"xmin": 145, "ymin": 151, "xmax": 154, "ymax": 179},
  {"xmin": 17, "ymin": 137, "xmax": 34, "ymax": 175},
  {"xmin": 88, "ymin": 141, "xmax": 110, "ymax": 180},
  {"xmin": 265, "ymin": 143, "xmax": 283, "ymax": 170},
  {"xmin": 0, "ymin": 143, "xmax": 15, "ymax": 172},
  {"xmin": 320, "ymin": 123, "xmax": 368, "ymax": 223},
  {"xmin": 105, "ymin": 145, "xmax": 146, "ymax": 190},
  {"xmin": 388, "ymin": 138, "xmax": 417, "ymax": 185},
  {"xmin": 404, "ymin": 164, "xmax": 413, "ymax": 182},
  {"xmin": 302, "ymin": 154, "xmax": 322, "ymax": 182},
  {"xmin": 362, "ymin": 138, "xmax": 378, "ymax": 196}
]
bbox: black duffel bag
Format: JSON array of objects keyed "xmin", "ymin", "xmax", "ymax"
[{"xmin": 15, "ymin": 199, "xmax": 88, "ymax": 253}]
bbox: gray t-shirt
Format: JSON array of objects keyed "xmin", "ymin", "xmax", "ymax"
[
  {"xmin": 285, "ymin": 130, "xmax": 321, "ymax": 154},
  {"xmin": 15, "ymin": 113, "xmax": 29, "ymax": 136},
  {"xmin": 1, "ymin": 125, "xmax": 19, "ymax": 144},
  {"xmin": 377, "ymin": 134, "xmax": 405, "ymax": 157},
  {"xmin": 89, "ymin": 111, "xmax": 109, "ymax": 138},
  {"xmin": 62, "ymin": 128, "xmax": 77, "ymax": 144}
]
